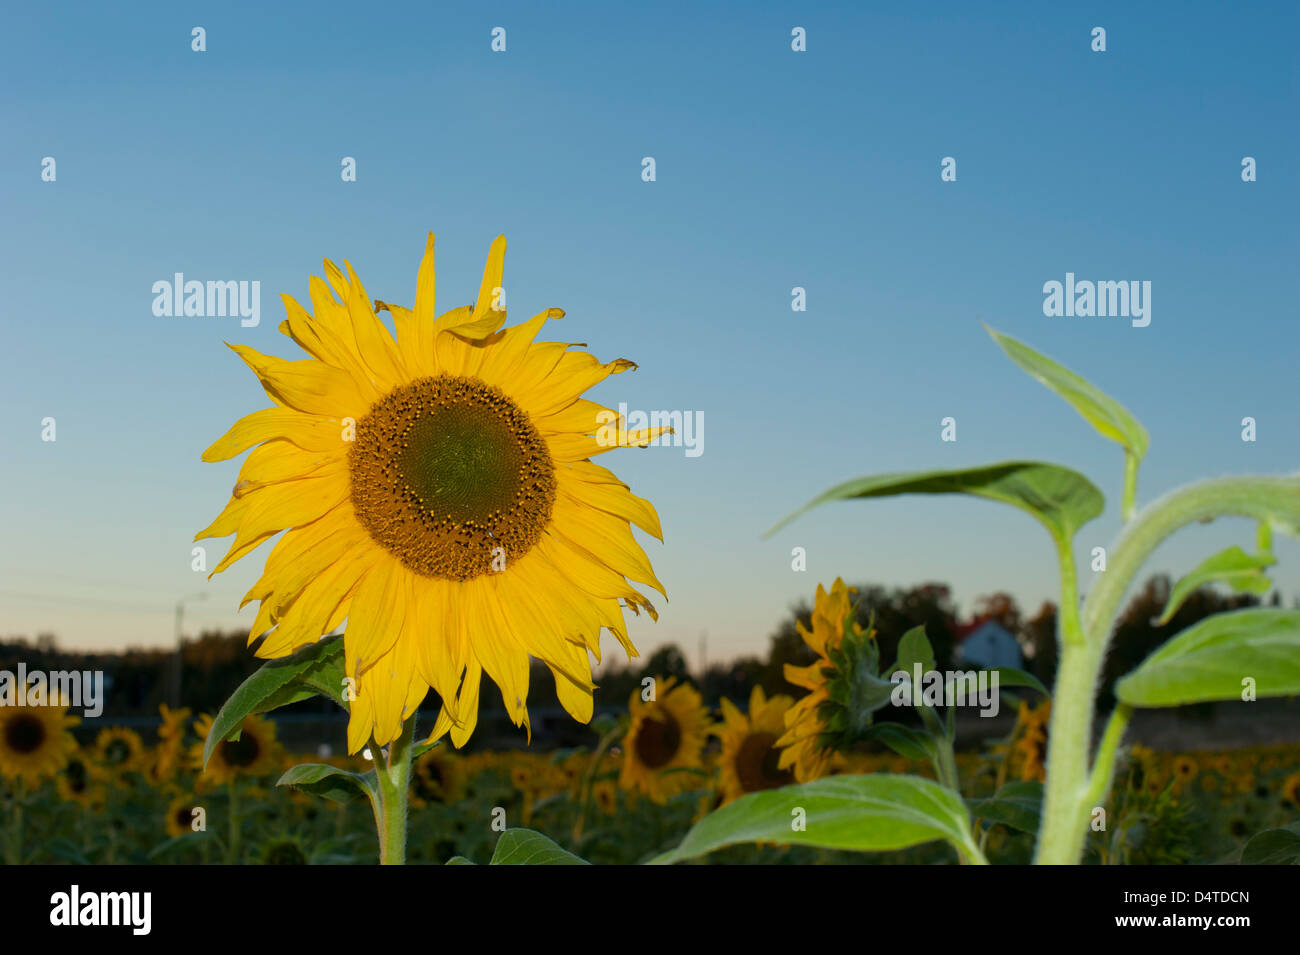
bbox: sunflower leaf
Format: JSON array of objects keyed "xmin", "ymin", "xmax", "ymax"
[
  {"xmin": 984, "ymin": 325, "xmax": 1149, "ymax": 460},
  {"xmin": 1156, "ymin": 546, "xmax": 1276, "ymax": 625},
  {"xmin": 981, "ymin": 666, "xmax": 1050, "ymax": 697},
  {"xmin": 276, "ymin": 762, "xmax": 378, "ymax": 805},
  {"xmin": 857, "ymin": 722, "xmax": 937, "ymax": 763},
  {"xmin": 967, "ymin": 780, "xmax": 1044, "ymax": 835},
  {"xmin": 1116, "ymin": 608, "xmax": 1300, "ymax": 707},
  {"xmin": 766, "ymin": 461, "xmax": 1104, "ymax": 553},
  {"xmin": 649, "ymin": 774, "xmax": 985, "ymax": 864},
  {"xmin": 203, "ymin": 634, "xmax": 347, "ymax": 770},
  {"xmin": 489, "ymin": 828, "xmax": 589, "ymax": 865},
  {"xmin": 891, "ymin": 625, "xmax": 935, "ymax": 678},
  {"xmin": 1240, "ymin": 824, "xmax": 1300, "ymax": 865}
]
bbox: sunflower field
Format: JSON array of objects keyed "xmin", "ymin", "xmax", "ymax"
[
  {"xmin": 5, "ymin": 230, "xmax": 1299, "ymax": 871},
  {"xmin": 4, "ymin": 694, "xmax": 1299, "ymax": 866}
]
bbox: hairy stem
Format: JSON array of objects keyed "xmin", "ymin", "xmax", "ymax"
[
  {"xmin": 1035, "ymin": 475, "xmax": 1300, "ymax": 864},
  {"xmin": 376, "ymin": 717, "xmax": 417, "ymax": 865}
]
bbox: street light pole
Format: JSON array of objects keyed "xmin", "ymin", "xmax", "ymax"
[{"xmin": 173, "ymin": 592, "xmax": 207, "ymax": 707}]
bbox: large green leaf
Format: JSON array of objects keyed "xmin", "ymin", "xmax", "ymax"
[
  {"xmin": 1157, "ymin": 546, "xmax": 1276, "ymax": 625},
  {"xmin": 767, "ymin": 462, "xmax": 1103, "ymax": 550},
  {"xmin": 1116, "ymin": 608, "xmax": 1300, "ymax": 707},
  {"xmin": 275, "ymin": 763, "xmax": 377, "ymax": 805},
  {"xmin": 203, "ymin": 633, "xmax": 347, "ymax": 769},
  {"xmin": 650, "ymin": 774, "xmax": 984, "ymax": 865},
  {"xmin": 1241, "ymin": 824, "xmax": 1300, "ymax": 865},
  {"xmin": 489, "ymin": 829, "xmax": 589, "ymax": 865},
  {"xmin": 985, "ymin": 325, "xmax": 1149, "ymax": 460},
  {"xmin": 968, "ymin": 780, "xmax": 1043, "ymax": 835}
]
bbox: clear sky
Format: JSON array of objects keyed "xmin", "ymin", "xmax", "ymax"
[{"xmin": 2, "ymin": 1, "xmax": 1297, "ymax": 668}]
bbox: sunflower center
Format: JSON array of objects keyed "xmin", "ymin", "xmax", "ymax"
[
  {"xmin": 66, "ymin": 758, "xmax": 88, "ymax": 792},
  {"xmin": 5, "ymin": 714, "xmax": 47, "ymax": 754},
  {"xmin": 175, "ymin": 806, "xmax": 197, "ymax": 830},
  {"xmin": 104, "ymin": 738, "xmax": 132, "ymax": 765},
  {"xmin": 350, "ymin": 375, "xmax": 556, "ymax": 580},
  {"xmin": 734, "ymin": 731, "xmax": 792, "ymax": 793},
  {"xmin": 634, "ymin": 711, "xmax": 682, "ymax": 769},
  {"xmin": 220, "ymin": 732, "xmax": 262, "ymax": 768}
]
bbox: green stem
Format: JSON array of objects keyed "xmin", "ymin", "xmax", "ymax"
[
  {"xmin": 227, "ymin": 781, "xmax": 240, "ymax": 864},
  {"xmin": 7, "ymin": 780, "xmax": 24, "ymax": 865},
  {"xmin": 573, "ymin": 722, "xmax": 622, "ymax": 842},
  {"xmin": 1036, "ymin": 475, "xmax": 1300, "ymax": 865},
  {"xmin": 1121, "ymin": 452, "xmax": 1139, "ymax": 523},
  {"xmin": 1081, "ymin": 703, "xmax": 1133, "ymax": 814},
  {"xmin": 375, "ymin": 717, "xmax": 417, "ymax": 865},
  {"xmin": 918, "ymin": 705, "xmax": 959, "ymax": 792}
]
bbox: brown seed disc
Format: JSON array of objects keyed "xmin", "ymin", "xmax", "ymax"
[{"xmin": 349, "ymin": 375, "xmax": 556, "ymax": 580}]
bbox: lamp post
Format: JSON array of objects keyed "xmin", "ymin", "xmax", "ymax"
[{"xmin": 172, "ymin": 591, "xmax": 207, "ymax": 707}]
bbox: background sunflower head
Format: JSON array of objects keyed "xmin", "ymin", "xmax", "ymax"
[
  {"xmin": 776, "ymin": 578, "xmax": 883, "ymax": 782},
  {"xmin": 0, "ymin": 704, "xmax": 79, "ymax": 785},
  {"xmin": 94, "ymin": 726, "xmax": 146, "ymax": 775},
  {"xmin": 619, "ymin": 675, "xmax": 713, "ymax": 803},
  {"xmin": 191, "ymin": 713, "xmax": 280, "ymax": 785},
  {"xmin": 714, "ymin": 685, "xmax": 796, "ymax": 804},
  {"xmin": 56, "ymin": 750, "xmax": 107, "ymax": 809}
]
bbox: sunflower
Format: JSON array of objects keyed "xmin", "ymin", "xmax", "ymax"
[
  {"xmin": 1282, "ymin": 772, "xmax": 1300, "ymax": 806},
  {"xmin": 1010, "ymin": 700, "xmax": 1051, "ymax": 783},
  {"xmin": 0, "ymin": 704, "xmax": 79, "ymax": 784},
  {"xmin": 776, "ymin": 578, "xmax": 873, "ymax": 782},
  {"xmin": 619, "ymin": 676, "xmax": 712, "ymax": 803},
  {"xmin": 714, "ymin": 685, "xmax": 795, "ymax": 804},
  {"xmin": 146, "ymin": 704, "xmax": 193, "ymax": 785},
  {"xmin": 56, "ymin": 750, "xmax": 107, "ymax": 809},
  {"xmin": 1172, "ymin": 755, "xmax": 1198, "ymax": 785},
  {"xmin": 410, "ymin": 746, "xmax": 464, "ymax": 808},
  {"xmin": 165, "ymin": 793, "xmax": 207, "ymax": 838},
  {"xmin": 197, "ymin": 232, "xmax": 667, "ymax": 754},
  {"xmin": 94, "ymin": 727, "xmax": 145, "ymax": 774},
  {"xmin": 191, "ymin": 713, "xmax": 280, "ymax": 784}
]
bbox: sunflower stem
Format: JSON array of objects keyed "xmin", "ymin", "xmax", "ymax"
[
  {"xmin": 6, "ymin": 779, "xmax": 24, "ymax": 865},
  {"xmin": 1034, "ymin": 475, "xmax": 1300, "ymax": 865},
  {"xmin": 376, "ymin": 717, "xmax": 417, "ymax": 865},
  {"xmin": 227, "ymin": 781, "xmax": 241, "ymax": 864},
  {"xmin": 573, "ymin": 722, "xmax": 622, "ymax": 843}
]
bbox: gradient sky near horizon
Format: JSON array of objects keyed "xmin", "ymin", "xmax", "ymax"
[{"xmin": 2, "ymin": 1, "xmax": 1297, "ymax": 670}]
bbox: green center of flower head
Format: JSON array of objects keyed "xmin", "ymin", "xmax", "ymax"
[
  {"xmin": 350, "ymin": 376, "xmax": 556, "ymax": 581},
  {"xmin": 5, "ymin": 714, "xmax": 46, "ymax": 754},
  {"xmin": 397, "ymin": 403, "xmax": 524, "ymax": 520}
]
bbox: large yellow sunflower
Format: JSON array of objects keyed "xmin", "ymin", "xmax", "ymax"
[
  {"xmin": 619, "ymin": 676, "xmax": 712, "ymax": 803},
  {"xmin": 0, "ymin": 704, "xmax": 79, "ymax": 784},
  {"xmin": 776, "ymin": 578, "xmax": 864, "ymax": 782},
  {"xmin": 198, "ymin": 233, "xmax": 667, "ymax": 753},
  {"xmin": 714, "ymin": 685, "xmax": 796, "ymax": 804}
]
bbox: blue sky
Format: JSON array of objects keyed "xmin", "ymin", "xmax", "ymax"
[{"xmin": 2, "ymin": 1, "xmax": 1297, "ymax": 668}]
